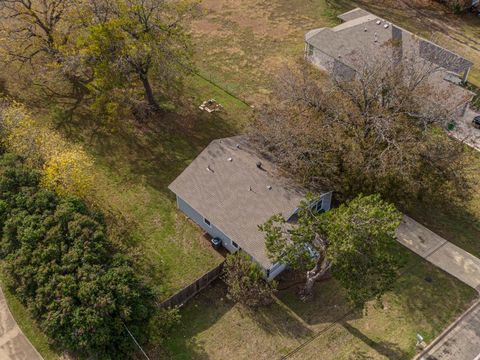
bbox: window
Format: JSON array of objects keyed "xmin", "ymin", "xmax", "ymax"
[
  {"xmin": 232, "ymin": 241, "xmax": 239, "ymax": 248},
  {"xmin": 311, "ymin": 200, "xmax": 325, "ymax": 213},
  {"xmin": 204, "ymin": 218, "xmax": 211, "ymax": 227}
]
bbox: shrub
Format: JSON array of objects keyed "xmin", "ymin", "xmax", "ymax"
[
  {"xmin": 0, "ymin": 102, "xmax": 93, "ymax": 196},
  {"xmin": 222, "ymin": 252, "xmax": 277, "ymax": 308},
  {"xmin": 0, "ymin": 154, "xmax": 153, "ymax": 358},
  {"xmin": 147, "ymin": 307, "xmax": 181, "ymax": 344}
]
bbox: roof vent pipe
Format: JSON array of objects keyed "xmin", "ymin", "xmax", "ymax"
[{"xmin": 256, "ymin": 161, "xmax": 263, "ymax": 169}]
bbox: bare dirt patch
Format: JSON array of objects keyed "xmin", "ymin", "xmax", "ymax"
[{"xmin": 191, "ymin": 19, "xmax": 233, "ymax": 37}]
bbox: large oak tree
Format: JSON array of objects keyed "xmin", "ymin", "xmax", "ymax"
[
  {"xmin": 260, "ymin": 194, "xmax": 403, "ymax": 307},
  {"xmin": 0, "ymin": 0, "xmax": 193, "ymax": 117},
  {"xmin": 252, "ymin": 51, "xmax": 474, "ymax": 204}
]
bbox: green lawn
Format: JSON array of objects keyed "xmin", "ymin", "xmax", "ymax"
[
  {"xmin": 6, "ymin": 0, "xmax": 478, "ymax": 358},
  {"xmin": 190, "ymin": 0, "xmax": 480, "ymax": 102},
  {"xmin": 189, "ymin": 0, "xmax": 480, "ymax": 255},
  {"xmin": 0, "ymin": 273, "xmax": 60, "ymax": 360},
  {"xmin": 159, "ymin": 1, "xmax": 480, "ymax": 358},
  {"xmin": 58, "ymin": 0, "xmax": 479, "ymax": 300},
  {"xmin": 72, "ymin": 74, "xmax": 252, "ymax": 297},
  {"xmin": 164, "ymin": 248, "xmax": 477, "ymax": 359},
  {"xmin": 74, "ymin": 0, "xmax": 479, "ymax": 356}
]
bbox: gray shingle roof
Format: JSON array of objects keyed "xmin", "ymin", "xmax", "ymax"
[
  {"xmin": 168, "ymin": 136, "xmax": 306, "ymax": 268},
  {"xmin": 337, "ymin": 7, "xmax": 371, "ymax": 22},
  {"xmin": 306, "ymin": 8, "xmax": 474, "ymax": 110}
]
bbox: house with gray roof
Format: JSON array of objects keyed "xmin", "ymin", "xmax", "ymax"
[
  {"xmin": 305, "ymin": 8, "xmax": 475, "ymax": 116},
  {"xmin": 168, "ymin": 136, "xmax": 332, "ymax": 280}
]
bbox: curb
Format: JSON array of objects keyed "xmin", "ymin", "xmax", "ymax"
[
  {"xmin": 0, "ymin": 287, "xmax": 44, "ymax": 360},
  {"xmin": 414, "ymin": 298, "xmax": 480, "ymax": 359}
]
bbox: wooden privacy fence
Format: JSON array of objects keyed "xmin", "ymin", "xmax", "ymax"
[{"xmin": 159, "ymin": 261, "xmax": 224, "ymax": 309}]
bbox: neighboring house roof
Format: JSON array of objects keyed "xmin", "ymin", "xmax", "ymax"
[
  {"xmin": 337, "ymin": 7, "xmax": 371, "ymax": 22},
  {"xmin": 168, "ymin": 136, "xmax": 306, "ymax": 268},
  {"xmin": 305, "ymin": 8, "xmax": 475, "ymax": 111}
]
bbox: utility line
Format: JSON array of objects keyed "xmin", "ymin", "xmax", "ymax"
[
  {"xmin": 281, "ymin": 221, "xmax": 451, "ymax": 359},
  {"xmin": 123, "ymin": 322, "xmax": 151, "ymax": 360}
]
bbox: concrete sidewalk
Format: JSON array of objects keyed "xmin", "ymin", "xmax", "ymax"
[
  {"xmin": 396, "ymin": 215, "xmax": 480, "ymax": 292},
  {"xmin": 0, "ymin": 288, "xmax": 43, "ymax": 360},
  {"xmin": 417, "ymin": 300, "xmax": 480, "ymax": 360},
  {"xmin": 397, "ymin": 215, "xmax": 480, "ymax": 360}
]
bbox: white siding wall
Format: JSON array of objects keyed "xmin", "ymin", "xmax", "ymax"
[
  {"xmin": 320, "ymin": 191, "xmax": 333, "ymax": 211},
  {"xmin": 267, "ymin": 263, "xmax": 287, "ymax": 281},
  {"xmin": 306, "ymin": 45, "xmax": 335, "ymax": 73},
  {"xmin": 176, "ymin": 191, "xmax": 334, "ymax": 281},
  {"xmin": 176, "ymin": 196, "xmax": 238, "ymax": 253}
]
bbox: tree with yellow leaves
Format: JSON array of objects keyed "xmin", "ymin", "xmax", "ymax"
[{"xmin": 0, "ymin": 101, "xmax": 93, "ymax": 196}]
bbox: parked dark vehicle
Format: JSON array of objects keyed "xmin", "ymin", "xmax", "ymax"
[{"xmin": 473, "ymin": 116, "xmax": 480, "ymax": 129}]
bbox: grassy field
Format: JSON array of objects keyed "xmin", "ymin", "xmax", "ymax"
[
  {"xmin": 71, "ymin": 74, "xmax": 254, "ymax": 298},
  {"xmin": 189, "ymin": 0, "xmax": 480, "ymax": 252},
  {"xmin": 7, "ymin": 0, "xmax": 477, "ymax": 358},
  {"xmin": 164, "ymin": 248, "xmax": 477, "ymax": 359},
  {"xmin": 73, "ymin": 0, "xmax": 479, "ymax": 357},
  {"xmin": 58, "ymin": 0, "xmax": 479, "ymax": 301},
  {"xmin": 159, "ymin": 1, "xmax": 480, "ymax": 359},
  {"xmin": 191, "ymin": 0, "xmax": 480, "ymax": 102}
]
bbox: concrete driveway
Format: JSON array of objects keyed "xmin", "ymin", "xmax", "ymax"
[
  {"xmin": 450, "ymin": 107, "xmax": 480, "ymax": 152},
  {"xmin": 0, "ymin": 288, "xmax": 43, "ymax": 360},
  {"xmin": 396, "ymin": 215, "xmax": 480, "ymax": 292}
]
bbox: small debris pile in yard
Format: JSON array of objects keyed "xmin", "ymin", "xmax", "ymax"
[{"xmin": 199, "ymin": 99, "xmax": 223, "ymax": 113}]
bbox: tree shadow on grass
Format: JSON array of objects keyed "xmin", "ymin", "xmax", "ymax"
[
  {"xmin": 163, "ymin": 280, "xmax": 234, "ymax": 359},
  {"xmin": 341, "ymin": 321, "xmax": 410, "ymax": 360},
  {"xmin": 274, "ymin": 271, "xmax": 359, "ymax": 327},
  {"xmin": 239, "ymin": 301, "xmax": 314, "ymax": 341},
  {"xmin": 163, "ymin": 279, "xmax": 318, "ymax": 359},
  {"xmin": 84, "ymin": 109, "xmax": 239, "ymax": 197}
]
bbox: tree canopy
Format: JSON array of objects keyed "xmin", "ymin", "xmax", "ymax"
[
  {"xmin": 0, "ymin": 153, "xmax": 153, "ymax": 358},
  {"xmin": 260, "ymin": 194, "xmax": 404, "ymax": 308},
  {"xmin": 0, "ymin": 0, "xmax": 193, "ymax": 119},
  {"xmin": 80, "ymin": 0, "xmax": 193, "ymax": 112},
  {"xmin": 252, "ymin": 54, "xmax": 472, "ymax": 204},
  {"xmin": 222, "ymin": 251, "xmax": 277, "ymax": 308}
]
